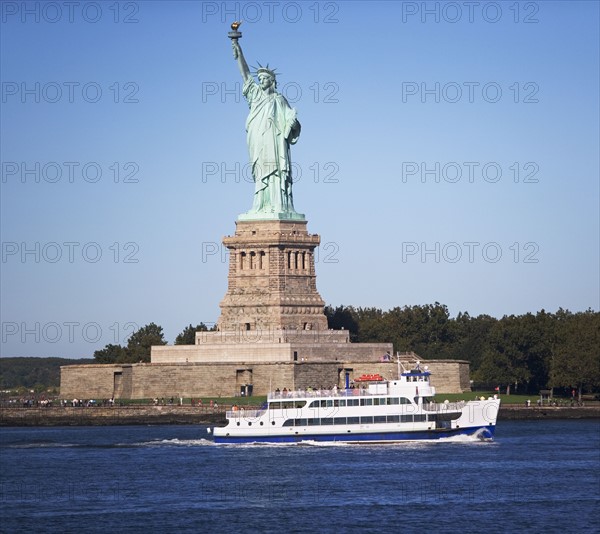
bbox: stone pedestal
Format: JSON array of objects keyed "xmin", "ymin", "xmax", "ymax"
[{"xmin": 217, "ymin": 219, "xmax": 329, "ymax": 333}]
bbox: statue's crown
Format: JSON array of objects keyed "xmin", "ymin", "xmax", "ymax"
[{"xmin": 253, "ymin": 62, "xmax": 278, "ymax": 79}]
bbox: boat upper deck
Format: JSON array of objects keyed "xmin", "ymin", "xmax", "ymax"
[{"xmin": 268, "ymin": 387, "xmax": 386, "ymax": 401}]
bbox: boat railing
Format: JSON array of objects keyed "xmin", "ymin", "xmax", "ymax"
[
  {"xmin": 422, "ymin": 401, "xmax": 466, "ymax": 412},
  {"xmin": 268, "ymin": 388, "xmax": 390, "ymax": 400},
  {"xmin": 226, "ymin": 409, "xmax": 264, "ymax": 419}
]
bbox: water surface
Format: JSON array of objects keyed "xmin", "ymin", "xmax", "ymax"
[{"xmin": 1, "ymin": 420, "xmax": 598, "ymax": 532}]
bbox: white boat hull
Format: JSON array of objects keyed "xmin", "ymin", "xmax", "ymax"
[{"xmin": 213, "ymin": 398, "xmax": 500, "ymax": 444}]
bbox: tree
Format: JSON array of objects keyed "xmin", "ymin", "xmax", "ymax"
[
  {"xmin": 325, "ymin": 305, "xmax": 359, "ymax": 340},
  {"xmin": 473, "ymin": 349, "xmax": 519, "ymax": 392},
  {"xmin": 126, "ymin": 323, "xmax": 167, "ymax": 362},
  {"xmin": 0, "ymin": 357, "xmax": 92, "ymax": 389},
  {"xmin": 92, "ymin": 323, "xmax": 167, "ymax": 364},
  {"xmin": 452, "ymin": 312, "xmax": 497, "ymax": 370},
  {"xmin": 550, "ymin": 310, "xmax": 600, "ymax": 401},
  {"xmin": 175, "ymin": 323, "xmax": 212, "ymax": 345},
  {"xmin": 524, "ymin": 310, "xmax": 554, "ymax": 392},
  {"xmin": 354, "ymin": 307, "xmax": 386, "ymax": 343},
  {"xmin": 356, "ymin": 303, "xmax": 455, "ymax": 359},
  {"xmin": 93, "ymin": 344, "xmax": 127, "ymax": 364},
  {"xmin": 472, "ymin": 315, "xmax": 537, "ymax": 394}
]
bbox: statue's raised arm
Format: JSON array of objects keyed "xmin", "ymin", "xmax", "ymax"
[{"xmin": 232, "ymin": 40, "xmax": 250, "ymax": 82}]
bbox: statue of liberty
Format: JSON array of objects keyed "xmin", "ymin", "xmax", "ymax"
[{"xmin": 230, "ymin": 25, "xmax": 304, "ymax": 220}]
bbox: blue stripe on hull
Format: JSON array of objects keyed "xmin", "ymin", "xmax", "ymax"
[{"xmin": 214, "ymin": 426, "xmax": 496, "ymax": 444}]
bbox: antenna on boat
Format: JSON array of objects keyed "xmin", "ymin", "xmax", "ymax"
[{"xmin": 396, "ymin": 353, "xmax": 406, "ymax": 379}]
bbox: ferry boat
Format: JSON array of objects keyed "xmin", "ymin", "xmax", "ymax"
[{"xmin": 213, "ymin": 363, "xmax": 501, "ymax": 444}]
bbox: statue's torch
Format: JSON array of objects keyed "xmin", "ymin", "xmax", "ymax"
[
  {"xmin": 228, "ymin": 21, "xmax": 242, "ymax": 42},
  {"xmin": 228, "ymin": 21, "xmax": 242, "ymax": 59}
]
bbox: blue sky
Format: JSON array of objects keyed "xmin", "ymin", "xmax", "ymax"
[{"xmin": 1, "ymin": 0, "xmax": 599, "ymax": 358}]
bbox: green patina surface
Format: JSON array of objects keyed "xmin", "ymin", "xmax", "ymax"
[{"xmin": 231, "ymin": 32, "xmax": 304, "ymax": 221}]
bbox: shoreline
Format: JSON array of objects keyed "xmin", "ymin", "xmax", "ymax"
[
  {"xmin": 498, "ymin": 405, "xmax": 599, "ymax": 420},
  {"xmin": 0, "ymin": 406, "xmax": 224, "ymax": 427},
  {"xmin": 1, "ymin": 404, "xmax": 598, "ymax": 427}
]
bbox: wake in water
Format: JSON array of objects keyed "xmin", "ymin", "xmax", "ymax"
[
  {"xmin": 433, "ymin": 430, "xmax": 494, "ymax": 444},
  {"xmin": 131, "ymin": 438, "xmax": 215, "ymax": 447},
  {"xmin": 5, "ymin": 432, "xmax": 493, "ymax": 449},
  {"xmin": 216, "ymin": 440, "xmax": 352, "ymax": 448},
  {"xmin": 5, "ymin": 441, "xmax": 80, "ymax": 449},
  {"xmin": 211, "ymin": 432, "xmax": 496, "ymax": 448},
  {"xmin": 5, "ymin": 428, "xmax": 494, "ymax": 449},
  {"xmin": 4, "ymin": 438, "xmax": 216, "ymax": 449}
]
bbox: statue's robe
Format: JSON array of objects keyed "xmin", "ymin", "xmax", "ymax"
[{"xmin": 243, "ymin": 78, "xmax": 301, "ymax": 214}]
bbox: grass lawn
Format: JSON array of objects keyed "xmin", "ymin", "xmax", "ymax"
[
  {"xmin": 437, "ymin": 392, "xmax": 533, "ymax": 405},
  {"xmin": 114, "ymin": 397, "xmax": 267, "ymax": 407}
]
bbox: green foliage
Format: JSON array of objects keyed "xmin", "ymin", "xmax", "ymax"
[
  {"xmin": 93, "ymin": 344, "xmax": 128, "ymax": 364},
  {"xmin": 126, "ymin": 322, "xmax": 167, "ymax": 362},
  {"xmin": 92, "ymin": 323, "xmax": 167, "ymax": 364},
  {"xmin": 324, "ymin": 306, "xmax": 359, "ymax": 340},
  {"xmin": 9, "ymin": 308, "xmax": 596, "ymax": 395},
  {"xmin": 550, "ymin": 309, "xmax": 600, "ymax": 399},
  {"xmin": 326, "ymin": 304, "xmax": 599, "ymax": 394},
  {"xmin": 0, "ymin": 357, "xmax": 93, "ymax": 389},
  {"xmin": 174, "ymin": 323, "xmax": 213, "ymax": 345}
]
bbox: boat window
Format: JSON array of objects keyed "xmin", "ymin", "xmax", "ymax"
[
  {"xmin": 308, "ymin": 418, "xmax": 320, "ymax": 426},
  {"xmin": 414, "ymin": 414, "xmax": 426, "ymax": 422},
  {"xmin": 339, "ymin": 400, "xmax": 346, "ymax": 407},
  {"xmin": 333, "ymin": 400, "xmax": 340, "ymax": 407},
  {"xmin": 347, "ymin": 417, "xmax": 360, "ymax": 425},
  {"xmin": 296, "ymin": 419, "xmax": 308, "ymax": 426},
  {"xmin": 334, "ymin": 417, "xmax": 346, "ymax": 425},
  {"xmin": 400, "ymin": 397, "xmax": 411, "ymax": 405},
  {"xmin": 326, "ymin": 400, "xmax": 333, "ymax": 408},
  {"xmin": 309, "ymin": 401, "xmax": 319, "ymax": 408},
  {"xmin": 321, "ymin": 418, "xmax": 334, "ymax": 425},
  {"xmin": 360, "ymin": 398, "xmax": 372, "ymax": 406},
  {"xmin": 347, "ymin": 399, "xmax": 359, "ymax": 407},
  {"xmin": 387, "ymin": 415, "xmax": 400, "ymax": 423},
  {"xmin": 283, "ymin": 419, "xmax": 294, "ymax": 427},
  {"xmin": 320, "ymin": 400, "xmax": 327, "ymax": 408},
  {"xmin": 374, "ymin": 416, "xmax": 387, "ymax": 423},
  {"xmin": 401, "ymin": 415, "xmax": 413, "ymax": 423},
  {"xmin": 387, "ymin": 397, "xmax": 399, "ymax": 405},
  {"xmin": 360, "ymin": 416, "xmax": 373, "ymax": 424},
  {"xmin": 269, "ymin": 402, "xmax": 282, "ymax": 410},
  {"xmin": 280, "ymin": 401, "xmax": 306, "ymax": 409}
]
